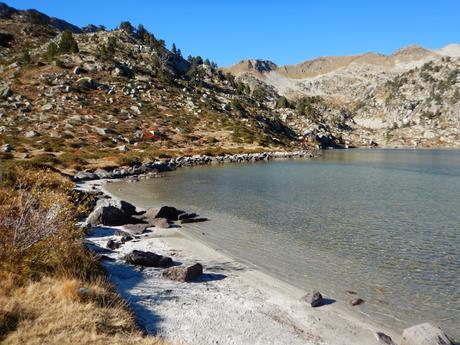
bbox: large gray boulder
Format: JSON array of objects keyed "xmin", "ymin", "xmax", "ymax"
[
  {"xmin": 124, "ymin": 250, "xmax": 172, "ymax": 268},
  {"xmin": 401, "ymin": 323, "xmax": 453, "ymax": 345},
  {"xmin": 162, "ymin": 263, "xmax": 203, "ymax": 282},
  {"xmin": 87, "ymin": 199, "xmax": 137, "ymax": 226}
]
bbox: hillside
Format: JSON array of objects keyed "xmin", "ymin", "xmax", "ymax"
[
  {"xmin": 0, "ymin": 2, "xmax": 459, "ymax": 177},
  {"xmin": 0, "ymin": 2, "xmax": 300, "ymax": 174},
  {"xmin": 224, "ymin": 44, "xmax": 460, "ymax": 148}
]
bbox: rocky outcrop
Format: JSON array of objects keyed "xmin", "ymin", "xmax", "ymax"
[
  {"xmin": 124, "ymin": 250, "xmax": 173, "ymax": 268},
  {"xmin": 162, "ymin": 263, "xmax": 203, "ymax": 282},
  {"xmin": 401, "ymin": 323, "xmax": 453, "ymax": 345}
]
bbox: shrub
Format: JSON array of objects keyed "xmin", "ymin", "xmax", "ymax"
[{"xmin": 58, "ymin": 29, "xmax": 79, "ymax": 54}]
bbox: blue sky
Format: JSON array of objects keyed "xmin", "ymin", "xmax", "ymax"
[{"xmin": 6, "ymin": 0, "xmax": 460, "ymax": 66}]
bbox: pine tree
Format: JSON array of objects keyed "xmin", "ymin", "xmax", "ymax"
[
  {"xmin": 58, "ymin": 29, "xmax": 79, "ymax": 54},
  {"xmin": 171, "ymin": 43, "xmax": 177, "ymax": 54},
  {"xmin": 119, "ymin": 21, "xmax": 134, "ymax": 34},
  {"xmin": 20, "ymin": 50, "xmax": 32, "ymax": 66},
  {"xmin": 45, "ymin": 42, "xmax": 58, "ymax": 61}
]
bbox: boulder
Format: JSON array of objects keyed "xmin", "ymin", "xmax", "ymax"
[
  {"xmin": 106, "ymin": 239, "xmax": 120, "ymax": 250},
  {"xmin": 350, "ymin": 298, "xmax": 365, "ymax": 306},
  {"xmin": 145, "ymin": 206, "xmax": 184, "ymax": 221},
  {"xmin": 401, "ymin": 323, "xmax": 453, "ymax": 345},
  {"xmin": 181, "ymin": 217, "xmax": 208, "ymax": 224},
  {"xmin": 162, "ymin": 263, "xmax": 203, "ymax": 282},
  {"xmin": 375, "ymin": 332, "xmax": 397, "ymax": 345},
  {"xmin": 1, "ymin": 143, "xmax": 11, "ymax": 152},
  {"xmin": 302, "ymin": 290, "xmax": 323, "ymax": 307},
  {"xmin": 75, "ymin": 77, "xmax": 99, "ymax": 90},
  {"xmin": 0, "ymin": 85, "xmax": 12, "ymax": 99},
  {"xmin": 86, "ymin": 199, "xmax": 137, "ymax": 226},
  {"xmin": 24, "ymin": 130, "xmax": 39, "ymax": 138},
  {"xmin": 124, "ymin": 250, "xmax": 173, "ymax": 268},
  {"xmin": 120, "ymin": 235, "xmax": 133, "ymax": 243}
]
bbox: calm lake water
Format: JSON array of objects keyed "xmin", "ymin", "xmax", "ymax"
[{"xmin": 106, "ymin": 149, "xmax": 460, "ymax": 339}]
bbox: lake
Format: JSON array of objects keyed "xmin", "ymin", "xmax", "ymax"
[{"xmin": 105, "ymin": 149, "xmax": 460, "ymax": 339}]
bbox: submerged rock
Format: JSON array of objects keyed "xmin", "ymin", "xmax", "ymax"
[
  {"xmin": 302, "ymin": 290, "xmax": 323, "ymax": 307},
  {"xmin": 124, "ymin": 250, "xmax": 173, "ymax": 268},
  {"xmin": 401, "ymin": 323, "xmax": 453, "ymax": 345},
  {"xmin": 350, "ymin": 298, "xmax": 365, "ymax": 306},
  {"xmin": 162, "ymin": 263, "xmax": 203, "ymax": 282},
  {"xmin": 180, "ymin": 217, "xmax": 208, "ymax": 224}
]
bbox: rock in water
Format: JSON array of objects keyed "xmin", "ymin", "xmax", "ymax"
[
  {"xmin": 124, "ymin": 250, "xmax": 173, "ymax": 268},
  {"xmin": 401, "ymin": 323, "xmax": 453, "ymax": 345},
  {"xmin": 302, "ymin": 290, "xmax": 323, "ymax": 307},
  {"xmin": 375, "ymin": 332, "xmax": 397, "ymax": 345},
  {"xmin": 162, "ymin": 263, "xmax": 203, "ymax": 282},
  {"xmin": 181, "ymin": 217, "xmax": 208, "ymax": 224},
  {"xmin": 350, "ymin": 298, "xmax": 365, "ymax": 306}
]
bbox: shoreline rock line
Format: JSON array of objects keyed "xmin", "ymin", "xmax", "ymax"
[{"xmin": 73, "ymin": 150, "xmax": 314, "ymax": 181}]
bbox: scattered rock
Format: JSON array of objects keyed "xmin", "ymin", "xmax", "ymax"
[
  {"xmin": 180, "ymin": 217, "xmax": 208, "ymax": 224},
  {"xmin": 350, "ymin": 298, "xmax": 365, "ymax": 306},
  {"xmin": 120, "ymin": 235, "xmax": 133, "ymax": 243},
  {"xmin": 401, "ymin": 323, "xmax": 453, "ymax": 345},
  {"xmin": 24, "ymin": 130, "xmax": 39, "ymax": 138},
  {"xmin": 116, "ymin": 145, "xmax": 129, "ymax": 152},
  {"xmin": 1, "ymin": 143, "xmax": 11, "ymax": 152},
  {"xmin": 106, "ymin": 239, "xmax": 121, "ymax": 250},
  {"xmin": 75, "ymin": 77, "xmax": 99, "ymax": 90},
  {"xmin": 124, "ymin": 250, "xmax": 173, "ymax": 268},
  {"xmin": 40, "ymin": 103, "xmax": 53, "ymax": 111},
  {"xmin": 162, "ymin": 263, "xmax": 203, "ymax": 282},
  {"xmin": 375, "ymin": 332, "xmax": 397, "ymax": 345},
  {"xmin": 0, "ymin": 85, "xmax": 12, "ymax": 99},
  {"xmin": 302, "ymin": 290, "xmax": 323, "ymax": 307},
  {"xmin": 73, "ymin": 66, "xmax": 85, "ymax": 75}
]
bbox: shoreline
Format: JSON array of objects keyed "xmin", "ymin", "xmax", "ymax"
[{"xmin": 79, "ymin": 176, "xmax": 401, "ymax": 345}]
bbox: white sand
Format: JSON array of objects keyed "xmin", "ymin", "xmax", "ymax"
[{"xmin": 79, "ymin": 179, "xmax": 399, "ymax": 345}]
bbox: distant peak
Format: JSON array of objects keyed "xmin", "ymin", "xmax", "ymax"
[{"xmin": 238, "ymin": 59, "xmax": 277, "ymax": 73}]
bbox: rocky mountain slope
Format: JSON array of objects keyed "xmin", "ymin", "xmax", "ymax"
[
  {"xmin": 224, "ymin": 45, "xmax": 460, "ymax": 147},
  {"xmin": 0, "ymin": 2, "xmax": 459, "ymax": 176},
  {"xmin": 0, "ymin": 2, "xmax": 301, "ymax": 173}
]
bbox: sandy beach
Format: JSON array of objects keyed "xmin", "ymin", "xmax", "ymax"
[{"xmin": 78, "ymin": 179, "xmax": 400, "ymax": 345}]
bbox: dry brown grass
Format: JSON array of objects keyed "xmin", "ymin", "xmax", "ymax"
[
  {"xmin": 0, "ymin": 167, "xmax": 171, "ymax": 344},
  {"xmin": 0, "ymin": 276, "xmax": 168, "ymax": 345}
]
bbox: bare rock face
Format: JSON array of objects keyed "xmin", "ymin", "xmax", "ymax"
[
  {"xmin": 401, "ymin": 323, "xmax": 453, "ymax": 345},
  {"xmin": 124, "ymin": 250, "xmax": 173, "ymax": 268},
  {"xmin": 162, "ymin": 263, "xmax": 203, "ymax": 282},
  {"xmin": 302, "ymin": 290, "xmax": 323, "ymax": 307}
]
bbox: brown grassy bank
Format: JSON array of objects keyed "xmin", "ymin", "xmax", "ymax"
[{"xmin": 0, "ymin": 166, "xmax": 169, "ymax": 345}]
